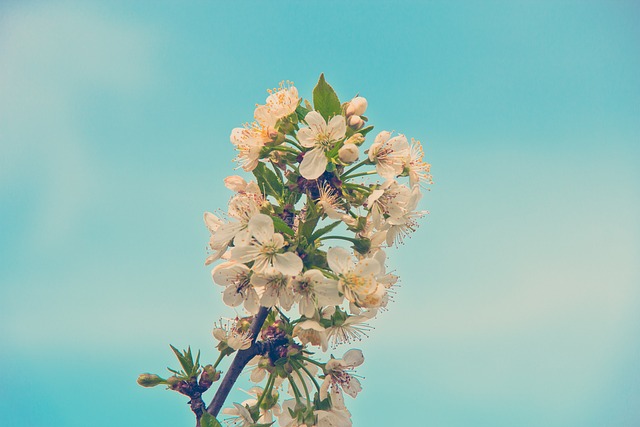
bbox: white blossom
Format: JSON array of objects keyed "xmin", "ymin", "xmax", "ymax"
[
  {"xmin": 298, "ymin": 111, "xmax": 346, "ymax": 180},
  {"xmin": 230, "ymin": 214, "xmax": 303, "ymax": 275},
  {"xmin": 368, "ymin": 131, "xmax": 409, "ymax": 179},
  {"xmin": 320, "ymin": 349, "xmax": 365, "ymax": 409},
  {"xmin": 291, "ymin": 269, "xmax": 342, "ymax": 317},
  {"xmin": 212, "ymin": 262, "xmax": 260, "ymax": 314}
]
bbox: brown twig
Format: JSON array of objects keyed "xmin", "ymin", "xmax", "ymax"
[{"xmin": 205, "ymin": 306, "xmax": 271, "ymax": 418}]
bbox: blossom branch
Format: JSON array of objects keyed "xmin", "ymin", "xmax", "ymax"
[{"xmin": 205, "ymin": 306, "xmax": 271, "ymax": 418}]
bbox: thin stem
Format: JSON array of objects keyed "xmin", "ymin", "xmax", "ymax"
[
  {"xmin": 343, "ymin": 170, "xmax": 376, "ymax": 180},
  {"xmin": 293, "ymin": 368, "xmax": 311, "ymax": 407},
  {"xmin": 212, "ymin": 352, "xmax": 226, "ymax": 370},
  {"xmin": 285, "ymin": 138, "xmax": 304, "ymax": 151},
  {"xmin": 342, "ymin": 182, "xmax": 372, "ymax": 194},
  {"xmin": 287, "ymin": 373, "xmax": 304, "ymax": 405},
  {"xmin": 270, "ymin": 146, "xmax": 300, "ymax": 155},
  {"xmin": 317, "ymin": 235, "xmax": 359, "ymax": 244},
  {"xmin": 255, "ymin": 372, "xmax": 275, "ymax": 409},
  {"xmin": 206, "ymin": 306, "xmax": 271, "ymax": 417},
  {"xmin": 301, "ymin": 356, "xmax": 326, "ymax": 371},
  {"xmin": 342, "ymin": 159, "xmax": 370, "ymax": 178},
  {"xmin": 294, "ymin": 360, "xmax": 321, "ymax": 392}
]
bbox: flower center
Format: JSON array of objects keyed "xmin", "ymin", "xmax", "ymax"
[{"xmin": 342, "ymin": 273, "xmax": 373, "ymax": 294}]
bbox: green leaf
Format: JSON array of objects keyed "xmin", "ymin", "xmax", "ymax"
[
  {"xmin": 271, "ymin": 216, "xmax": 295, "ymax": 236},
  {"xmin": 312, "ymin": 73, "xmax": 341, "ymax": 120},
  {"xmin": 295, "ymin": 104, "xmax": 310, "ymax": 121},
  {"xmin": 300, "ymin": 199, "xmax": 320, "ymax": 239},
  {"xmin": 253, "ymin": 162, "xmax": 283, "ymax": 200},
  {"xmin": 200, "ymin": 411, "xmax": 222, "ymax": 427},
  {"xmin": 309, "ymin": 220, "xmax": 341, "ymax": 242},
  {"xmin": 358, "ymin": 125, "xmax": 374, "ymax": 137}
]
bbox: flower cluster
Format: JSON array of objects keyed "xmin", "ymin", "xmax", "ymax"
[{"xmin": 138, "ymin": 74, "xmax": 432, "ymax": 427}]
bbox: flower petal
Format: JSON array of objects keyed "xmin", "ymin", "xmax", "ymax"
[
  {"xmin": 273, "ymin": 252, "xmax": 303, "ymax": 276},
  {"xmin": 248, "ymin": 214, "xmax": 274, "ymax": 244},
  {"xmin": 327, "ymin": 115, "xmax": 347, "ymax": 141},
  {"xmin": 342, "ymin": 349, "xmax": 364, "ymax": 367},
  {"xmin": 304, "ymin": 110, "xmax": 326, "ymax": 128},
  {"xmin": 300, "ymin": 147, "xmax": 328, "ymax": 180},
  {"xmin": 327, "ymin": 247, "xmax": 352, "ymax": 275}
]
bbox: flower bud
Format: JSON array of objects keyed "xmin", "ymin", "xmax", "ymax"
[
  {"xmin": 338, "ymin": 144, "xmax": 359, "ymax": 164},
  {"xmin": 345, "ymin": 133, "xmax": 365, "ymax": 146},
  {"xmin": 137, "ymin": 373, "xmax": 165, "ymax": 388},
  {"xmin": 224, "ymin": 175, "xmax": 247, "ymax": 192},
  {"xmin": 346, "ymin": 96, "xmax": 368, "ymax": 116},
  {"xmin": 166, "ymin": 375, "xmax": 181, "ymax": 389},
  {"xmin": 348, "ymin": 115, "xmax": 364, "ymax": 130}
]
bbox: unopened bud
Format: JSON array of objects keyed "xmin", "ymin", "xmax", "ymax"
[
  {"xmin": 345, "ymin": 133, "xmax": 365, "ymax": 146},
  {"xmin": 346, "ymin": 96, "xmax": 368, "ymax": 116},
  {"xmin": 166, "ymin": 375, "xmax": 181, "ymax": 389},
  {"xmin": 224, "ymin": 175, "xmax": 248, "ymax": 192},
  {"xmin": 137, "ymin": 373, "xmax": 165, "ymax": 388},
  {"xmin": 203, "ymin": 364, "xmax": 220, "ymax": 382},
  {"xmin": 338, "ymin": 144, "xmax": 359, "ymax": 164},
  {"xmin": 348, "ymin": 115, "xmax": 364, "ymax": 130}
]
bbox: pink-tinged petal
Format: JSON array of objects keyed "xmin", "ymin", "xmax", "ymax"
[
  {"xmin": 299, "ymin": 296, "xmax": 315, "ymax": 318},
  {"xmin": 204, "ymin": 212, "xmax": 222, "ymax": 233},
  {"xmin": 230, "ymin": 127, "xmax": 246, "ymax": 145},
  {"xmin": 260, "ymin": 286, "xmax": 278, "ymax": 307},
  {"xmin": 342, "ymin": 349, "xmax": 364, "ymax": 367},
  {"xmin": 204, "ymin": 251, "xmax": 223, "ymax": 266},
  {"xmin": 385, "ymin": 227, "xmax": 399, "ymax": 246},
  {"xmin": 270, "ymin": 233, "xmax": 285, "ymax": 250},
  {"xmin": 353, "ymin": 258, "xmax": 381, "ymax": 277},
  {"xmin": 279, "ymin": 288, "xmax": 295, "ymax": 310},
  {"xmin": 248, "ymin": 214, "xmax": 274, "ymax": 244},
  {"xmin": 305, "ymin": 269, "xmax": 326, "ymax": 284},
  {"xmin": 254, "ymin": 105, "xmax": 276, "ymax": 128},
  {"xmin": 390, "ymin": 134, "xmax": 410, "ymax": 152},
  {"xmin": 244, "ymin": 288, "xmax": 260, "ymax": 314},
  {"xmin": 233, "ymin": 227, "xmax": 252, "ymax": 247},
  {"xmin": 319, "ymin": 378, "xmax": 331, "ymax": 401},
  {"xmin": 299, "ymin": 147, "xmax": 328, "ymax": 180},
  {"xmin": 250, "ymin": 366, "xmax": 266, "ymax": 383},
  {"xmin": 297, "ymin": 128, "xmax": 317, "ymax": 148},
  {"xmin": 366, "ymin": 189, "xmax": 384, "ymax": 207},
  {"xmin": 327, "ymin": 247, "xmax": 352, "ymax": 275},
  {"xmin": 212, "ymin": 328, "xmax": 227, "ymax": 342},
  {"xmin": 374, "ymin": 130, "xmax": 391, "ymax": 145},
  {"xmin": 314, "ymin": 281, "xmax": 343, "ymax": 307},
  {"xmin": 304, "ymin": 110, "xmax": 326, "ymax": 128},
  {"xmin": 327, "ymin": 115, "xmax": 347, "ymax": 140},
  {"xmin": 250, "ymin": 273, "xmax": 269, "ymax": 288},
  {"xmin": 212, "ymin": 221, "xmax": 243, "ymax": 248},
  {"xmin": 272, "ymin": 252, "xmax": 302, "ymax": 276},
  {"xmin": 375, "ymin": 161, "xmax": 399, "ymax": 179},
  {"xmin": 222, "ymin": 285, "xmax": 243, "ymax": 307},
  {"xmin": 212, "ymin": 262, "xmax": 248, "ymax": 286},
  {"xmin": 252, "ymin": 256, "xmax": 270, "ymax": 274},
  {"xmin": 230, "ymin": 245, "xmax": 260, "ymax": 264},
  {"xmin": 298, "ymin": 319, "xmax": 325, "ymax": 332},
  {"xmin": 341, "ymin": 375, "xmax": 362, "ymax": 398},
  {"xmin": 330, "ymin": 385, "xmax": 346, "ymax": 409}
]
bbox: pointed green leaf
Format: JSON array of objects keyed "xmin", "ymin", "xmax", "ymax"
[
  {"xmin": 272, "ymin": 216, "xmax": 295, "ymax": 236},
  {"xmin": 310, "ymin": 220, "xmax": 341, "ymax": 242},
  {"xmin": 200, "ymin": 411, "xmax": 222, "ymax": 427},
  {"xmin": 312, "ymin": 73, "xmax": 341, "ymax": 120},
  {"xmin": 253, "ymin": 162, "xmax": 283, "ymax": 200}
]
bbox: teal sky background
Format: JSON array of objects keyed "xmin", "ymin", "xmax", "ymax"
[{"xmin": 1, "ymin": 1, "xmax": 639, "ymax": 426}]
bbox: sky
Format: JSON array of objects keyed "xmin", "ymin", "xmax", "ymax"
[{"xmin": 0, "ymin": 1, "xmax": 639, "ymax": 426}]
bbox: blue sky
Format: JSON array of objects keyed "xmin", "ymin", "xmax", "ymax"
[{"xmin": 1, "ymin": 1, "xmax": 638, "ymax": 426}]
